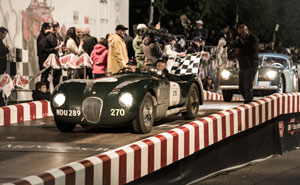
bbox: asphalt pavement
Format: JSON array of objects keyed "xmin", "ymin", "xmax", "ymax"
[{"xmin": 192, "ymin": 148, "xmax": 300, "ymax": 185}]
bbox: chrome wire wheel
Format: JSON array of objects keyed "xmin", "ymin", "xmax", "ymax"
[
  {"xmin": 132, "ymin": 92, "xmax": 155, "ymax": 134},
  {"xmin": 142, "ymin": 98, "xmax": 154, "ymax": 127}
]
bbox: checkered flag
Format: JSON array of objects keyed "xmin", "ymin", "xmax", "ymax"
[{"xmin": 169, "ymin": 53, "xmax": 202, "ymax": 76}]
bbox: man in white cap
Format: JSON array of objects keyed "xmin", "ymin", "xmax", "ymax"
[
  {"xmin": 192, "ymin": 19, "xmax": 208, "ymax": 42},
  {"xmin": 133, "ymin": 23, "xmax": 147, "ymax": 70}
]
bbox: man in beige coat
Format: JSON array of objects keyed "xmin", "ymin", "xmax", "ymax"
[{"xmin": 107, "ymin": 25, "xmax": 129, "ymax": 75}]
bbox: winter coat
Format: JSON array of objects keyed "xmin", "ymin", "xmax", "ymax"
[
  {"xmin": 38, "ymin": 32, "xmax": 59, "ymax": 70},
  {"xmin": 90, "ymin": 44, "xmax": 109, "ymax": 74},
  {"xmin": 142, "ymin": 37, "xmax": 161, "ymax": 65},
  {"xmin": 37, "ymin": 33, "xmax": 47, "ymax": 70},
  {"xmin": 32, "ymin": 90, "xmax": 51, "ymax": 101},
  {"xmin": 164, "ymin": 44, "xmax": 178, "ymax": 58},
  {"xmin": 107, "ymin": 33, "xmax": 128, "ymax": 74}
]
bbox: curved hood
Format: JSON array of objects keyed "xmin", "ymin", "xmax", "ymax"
[{"xmin": 55, "ymin": 73, "xmax": 156, "ymax": 98}]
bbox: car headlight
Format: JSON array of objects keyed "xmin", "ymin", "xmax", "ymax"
[
  {"xmin": 119, "ymin": 92, "xmax": 133, "ymax": 108},
  {"xmin": 52, "ymin": 93, "xmax": 66, "ymax": 108},
  {"xmin": 266, "ymin": 70, "xmax": 277, "ymax": 80},
  {"xmin": 221, "ymin": 69, "xmax": 231, "ymax": 80}
]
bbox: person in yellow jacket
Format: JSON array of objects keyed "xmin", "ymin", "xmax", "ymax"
[{"xmin": 107, "ymin": 25, "xmax": 129, "ymax": 75}]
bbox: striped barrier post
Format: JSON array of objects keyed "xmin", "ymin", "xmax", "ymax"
[{"xmin": 0, "ymin": 100, "xmax": 53, "ymax": 126}]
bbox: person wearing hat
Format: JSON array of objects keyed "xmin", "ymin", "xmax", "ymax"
[
  {"xmin": 192, "ymin": 19, "xmax": 208, "ymax": 42},
  {"xmin": 126, "ymin": 59, "xmax": 140, "ymax": 73},
  {"xmin": 156, "ymin": 57, "xmax": 179, "ymax": 81},
  {"xmin": 133, "ymin": 23, "xmax": 147, "ymax": 70},
  {"xmin": 107, "ymin": 24, "xmax": 129, "ymax": 75},
  {"xmin": 186, "ymin": 37, "xmax": 204, "ymax": 54}
]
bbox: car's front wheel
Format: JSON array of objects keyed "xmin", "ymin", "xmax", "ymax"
[
  {"xmin": 182, "ymin": 83, "xmax": 199, "ymax": 120},
  {"xmin": 277, "ymin": 75, "xmax": 285, "ymax": 93},
  {"xmin": 132, "ymin": 92, "xmax": 154, "ymax": 134},
  {"xmin": 55, "ymin": 121, "xmax": 76, "ymax": 132},
  {"xmin": 222, "ymin": 90, "xmax": 233, "ymax": 102}
]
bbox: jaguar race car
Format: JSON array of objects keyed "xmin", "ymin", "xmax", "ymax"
[
  {"xmin": 220, "ymin": 53, "xmax": 299, "ymax": 102},
  {"xmin": 51, "ymin": 69, "xmax": 204, "ymax": 134}
]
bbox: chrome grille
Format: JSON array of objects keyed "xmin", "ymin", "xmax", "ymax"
[{"xmin": 82, "ymin": 97, "xmax": 103, "ymax": 123}]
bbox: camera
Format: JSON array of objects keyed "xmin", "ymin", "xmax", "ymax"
[{"xmin": 143, "ymin": 28, "xmax": 171, "ymax": 44}]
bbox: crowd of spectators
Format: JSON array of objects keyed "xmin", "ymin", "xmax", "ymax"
[{"xmin": 2, "ymin": 13, "xmax": 300, "ymax": 105}]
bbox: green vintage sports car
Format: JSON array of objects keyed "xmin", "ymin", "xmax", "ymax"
[
  {"xmin": 220, "ymin": 53, "xmax": 299, "ymax": 102},
  {"xmin": 51, "ymin": 69, "xmax": 204, "ymax": 134}
]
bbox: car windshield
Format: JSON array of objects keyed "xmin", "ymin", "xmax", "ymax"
[{"xmin": 260, "ymin": 56, "xmax": 289, "ymax": 68}]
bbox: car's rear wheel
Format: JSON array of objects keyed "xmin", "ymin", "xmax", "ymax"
[
  {"xmin": 182, "ymin": 83, "xmax": 199, "ymax": 120},
  {"xmin": 222, "ymin": 90, "xmax": 233, "ymax": 102},
  {"xmin": 55, "ymin": 121, "xmax": 76, "ymax": 132},
  {"xmin": 132, "ymin": 92, "xmax": 154, "ymax": 134}
]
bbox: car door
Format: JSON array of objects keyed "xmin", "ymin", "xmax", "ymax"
[{"xmin": 169, "ymin": 81, "xmax": 181, "ymax": 106}]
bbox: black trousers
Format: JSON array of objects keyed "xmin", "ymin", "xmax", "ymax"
[
  {"xmin": 239, "ymin": 65, "xmax": 258, "ymax": 103},
  {"xmin": 41, "ymin": 68, "xmax": 62, "ymax": 88}
]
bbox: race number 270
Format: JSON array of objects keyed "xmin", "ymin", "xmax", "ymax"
[{"xmin": 110, "ymin": 109, "xmax": 125, "ymax": 116}]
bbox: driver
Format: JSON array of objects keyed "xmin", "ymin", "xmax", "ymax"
[
  {"xmin": 156, "ymin": 57, "xmax": 179, "ymax": 81},
  {"xmin": 126, "ymin": 60, "xmax": 140, "ymax": 73}
]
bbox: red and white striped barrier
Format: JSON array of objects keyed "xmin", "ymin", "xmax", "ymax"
[
  {"xmin": 0, "ymin": 91, "xmax": 232, "ymax": 126},
  {"xmin": 0, "ymin": 101, "xmax": 53, "ymax": 126},
  {"xmin": 5, "ymin": 93, "xmax": 300, "ymax": 185},
  {"xmin": 203, "ymin": 90, "xmax": 242, "ymax": 101}
]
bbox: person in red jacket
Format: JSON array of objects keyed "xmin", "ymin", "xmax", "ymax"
[{"xmin": 90, "ymin": 36, "xmax": 109, "ymax": 78}]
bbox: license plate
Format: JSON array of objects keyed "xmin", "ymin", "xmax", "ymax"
[
  {"xmin": 257, "ymin": 81, "xmax": 271, "ymax": 86},
  {"xmin": 56, "ymin": 109, "xmax": 81, "ymax": 117}
]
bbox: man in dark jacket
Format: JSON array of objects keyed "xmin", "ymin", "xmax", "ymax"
[
  {"xmin": 82, "ymin": 26, "xmax": 97, "ymax": 79},
  {"xmin": 82, "ymin": 26, "xmax": 97, "ymax": 56},
  {"xmin": 40, "ymin": 22, "xmax": 62, "ymax": 88},
  {"xmin": 233, "ymin": 24, "xmax": 259, "ymax": 104},
  {"xmin": 0, "ymin": 27, "xmax": 9, "ymax": 75},
  {"xmin": 37, "ymin": 23, "xmax": 51, "ymax": 70}
]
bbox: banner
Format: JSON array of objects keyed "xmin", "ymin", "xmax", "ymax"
[{"xmin": 277, "ymin": 113, "xmax": 300, "ymax": 152}]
